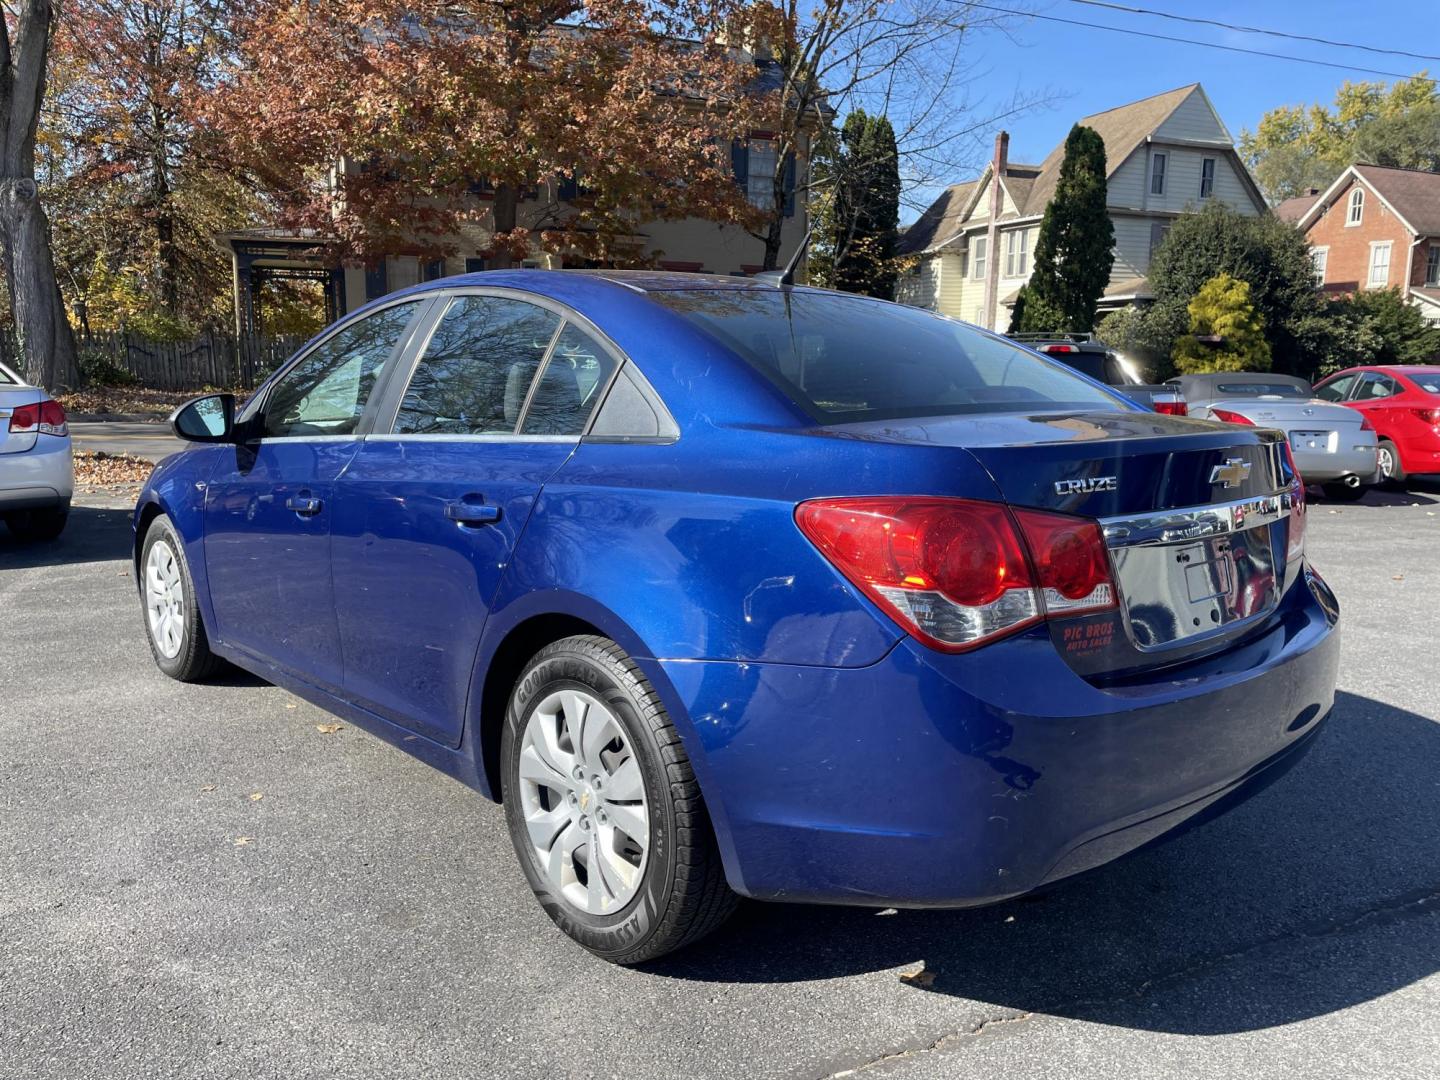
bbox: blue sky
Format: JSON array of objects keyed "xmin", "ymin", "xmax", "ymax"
[{"xmin": 900, "ymin": 0, "xmax": 1440, "ymax": 220}]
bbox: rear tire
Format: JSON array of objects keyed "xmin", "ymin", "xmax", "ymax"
[
  {"xmin": 139, "ymin": 515, "xmax": 224, "ymax": 682},
  {"xmin": 4, "ymin": 507, "xmax": 68, "ymax": 542},
  {"xmin": 501, "ymin": 635, "xmax": 737, "ymax": 965},
  {"xmin": 1320, "ymin": 482, "xmax": 1366, "ymax": 502},
  {"xmin": 1378, "ymin": 439, "xmax": 1406, "ymax": 486}
]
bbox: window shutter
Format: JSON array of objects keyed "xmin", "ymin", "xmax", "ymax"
[
  {"xmin": 731, "ymin": 139, "xmax": 749, "ymax": 187},
  {"xmin": 558, "ymin": 174, "xmax": 579, "ymax": 202},
  {"xmin": 782, "ymin": 152, "xmax": 797, "ymax": 217},
  {"xmin": 364, "ymin": 261, "xmax": 388, "ymax": 301}
]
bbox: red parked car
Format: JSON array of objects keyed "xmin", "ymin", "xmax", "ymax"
[{"xmin": 1313, "ymin": 365, "xmax": 1440, "ymax": 484}]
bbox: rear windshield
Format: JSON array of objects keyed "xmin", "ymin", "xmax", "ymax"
[
  {"xmin": 1050, "ymin": 350, "xmax": 1133, "ymax": 386},
  {"xmin": 1216, "ymin": 382, "xmax": 1309, "ymax": 397},
  {"xmin": 1410, "ymin": 372, "xmax": 1440, "ymax": 394},
  {"xmin": 0, "ymin": 364, "xmax": 17, "ymax": 385},
  {"xmin": 648, "ymin": 290, "xmax": 1122, "ymax": 422}
]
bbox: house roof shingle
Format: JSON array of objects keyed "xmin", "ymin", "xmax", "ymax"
[
  {"xmin": 896, "ymin": 180, "xmax": 980, "ymax": 255},
  {"xmin": 1352, "ymin": 164, "xmax": 1440, "ymax": 236},
  {"xmin": 1274, "ymin": 193, "xmax": 1319, "ymax": 222}
]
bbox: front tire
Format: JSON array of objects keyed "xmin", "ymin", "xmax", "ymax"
[
  {"xmin": 4, "ymin": 506, "xmax": 68, "ymax": 542},
  {"xmin": 501, "ymin": 635, "xmax": 736, "ymax": 965},
  {"xmin": 139, "ymin": 515, "xmax": 223, "ymax": 682}
]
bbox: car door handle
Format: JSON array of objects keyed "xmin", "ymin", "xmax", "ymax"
[
  {"xmin": 285, "ymin": 494, "xmax": 323, "ymax": 515},
  {"xmin": 445, "ymin": 498, "xmax": 501, "ymax": 526}
]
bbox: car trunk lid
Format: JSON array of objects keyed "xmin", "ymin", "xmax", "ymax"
[{"xmin": 830, "ymin": 409, "xmax": 1299, "ymax": 676}]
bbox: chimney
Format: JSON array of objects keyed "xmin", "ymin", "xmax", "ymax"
[{"xmin": 982, "ymin": 131, "xmax": 1009, "ymax": 330}]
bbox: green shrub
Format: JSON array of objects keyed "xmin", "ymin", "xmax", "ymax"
[{"xmin": 77, "ymin": 346, "xmax": 138, "ymax": 387}]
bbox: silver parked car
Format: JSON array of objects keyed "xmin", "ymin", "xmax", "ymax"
[
  {"xmin": 0, "ymin": 359, "xmax": 73, "ymax": 540},
  {"xmin": 1172, "ymin": 373, "xmax": 1379, "ymax": 500}
]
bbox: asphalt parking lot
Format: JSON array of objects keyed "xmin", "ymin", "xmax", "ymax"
[{"xmin": 3, "ymin": 482, "xmax": 1439, "ymax": 1080}]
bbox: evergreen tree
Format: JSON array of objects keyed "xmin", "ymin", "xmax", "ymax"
[
  {"xmin": 1019, "ymin": 124, "xmax": 1114, "ymax": 333},
  {"xmin": 812, "ymin": 109, "xmax": 901, "ymax": 298},
  {"xmin": 1172, "ymin": 273, "xmax": 1272, "ymax": 373}
]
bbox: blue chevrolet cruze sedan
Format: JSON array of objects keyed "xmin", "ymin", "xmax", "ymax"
[{"xmin": 135, "ymin": 270, "xmax": 1340, "ymax": 963}]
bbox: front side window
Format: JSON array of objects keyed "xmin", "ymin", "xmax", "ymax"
[
  {"xmin": 1003, "ymin": 229, "xmax": 1029, "ymax": 278},
  {"xmin": 520, "ymin": 323, "xmax": 620, "ymax": 435},
  {"xmin": 1347, "ymin": 187, "xmax": 1364, "ymax": 225},
  {"xmin": 1368, "ymin": 242, "xmax": 1391, "ymax": 288},
  {"xmin": 1313, "ymin": 373, "xmax": 1357, "ymax": 402},
  {"xmin": 1150, "ymin": 152, "xmax": 1167, "ymax": 196},
  {"xmin": 394, "ymin": 295, "xmax": 562, "ymax": 435},
  {"xmin": 971, "ymin": 235, "xmax": 987, "ymax": 280},
  {"xmin": 1200, "ymin": 157, "xmax": 1215, "ymax": 198},
  {"xmin": 262, "ymin": 301, "xmax": 420, "ymax": 439},
  {"xmin": 650, "ymin": 290, "xmax": 1122, "ymax": 423}
]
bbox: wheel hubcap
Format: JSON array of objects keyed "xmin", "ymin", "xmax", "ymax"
[
  {"xmin": 144, "ymin": 540, "xmax": 185, "ymax": 659},
  {"xmin": 1379, "ymin": 447, "xmax": 1394, "ymax": 478},
  {"xmin": 517, "ymin": 688, "xmax": 649, "ymax": 915}
]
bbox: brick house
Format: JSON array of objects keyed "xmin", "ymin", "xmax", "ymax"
[
  {"xmin": 895, "ymin": 84, "xmax": 1267, "ymax": 329},
  {"xmin": 1277, "ymin": 163, "xmax": 1440, "ymax": 327}
]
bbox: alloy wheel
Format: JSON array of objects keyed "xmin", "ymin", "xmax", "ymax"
[
  {"xmin": 144, "ymin": 539, "xmax": 186, "ymax": 659},
  {"xmin": 517, "ymin": 688, "xmax": 650, "ymax": 915},
  {"xmin": 1378, "ymin": 445, "xmax": 1395, "ymax": 480}
]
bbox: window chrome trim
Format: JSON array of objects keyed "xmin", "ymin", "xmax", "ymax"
[
  {"xmin": 362, "ymin": 432, "xmax": 580, "ymax": 445},
  {"xmin": 1100, "ymin": 492, "xmax": 1291, "ymax": 549}
]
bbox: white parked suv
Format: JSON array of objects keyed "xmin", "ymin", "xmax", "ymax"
[{"xmin": 0, "ymin": 359, "xmax": 72, "ymax": 541}]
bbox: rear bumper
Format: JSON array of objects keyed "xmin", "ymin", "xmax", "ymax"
[
  {"xmin": 653, "ymin": 568, "xmax": 1340, "ymax": 907},
  {"xmin": 0, "ymin": 436, "xmax": 73, "ymax": 509},
  {"xmin": 1292, "ymin": 444, "xmax": 1378, "ymax": 483}
]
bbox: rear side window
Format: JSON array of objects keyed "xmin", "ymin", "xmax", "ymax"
[
  {"xmin": 649, "ymin": 290, "xmax": 1121, "ymax": 421},
  {"xmin": 1354, "ymin": 372, "xmax": 1400, "ymax": 401},
  {"xmin": 520, "ymin": 323, "xmax": 620, "ymax": 435},
  {"xmin": 395, "ymin": 296, "xmax": 561, "ymax": 435}
]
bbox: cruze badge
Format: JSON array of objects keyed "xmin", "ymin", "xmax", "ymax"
[
  {"xmin": 1054, "ymin": 476, "xmax": 1118, "ymax": 495},
  {"xmin": 1209, "ymin": 458, "xmax": 1252, "ymax": 489}
]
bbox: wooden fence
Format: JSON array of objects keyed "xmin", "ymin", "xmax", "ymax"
[{"xmin": 1, "ymin": 330, "xmax": 307, "ymax": 391}]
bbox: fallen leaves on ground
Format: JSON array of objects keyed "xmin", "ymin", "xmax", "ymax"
[
  {"xmin": 58, "ymin": 385, "xmax": 248, "ymax": 419},
  {"xmin": 200, "ymin": 784, "xmax": 217, "ymax": 792},
  {"xmin": 249, "ymin": 792, "xmax": 264, "ymax": 802},
  {"xmin": 234, "ymin": 836, "xmax": 253, "ymax": 846},
  {"xmin": 899, "ymin": 968, "xmax": 936, "ymax": 989},
  {"xmin": 315, "ymin": 723, "xmax": 344, "ymax": 734},
  {"xmin": 73, "ymin": 450, "xmax": 153, "ymax": 491}
]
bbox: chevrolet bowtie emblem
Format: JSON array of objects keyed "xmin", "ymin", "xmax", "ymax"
[{"xmin": 1209, "ymin": 458, "xmax": 1252, "ymax": 489}]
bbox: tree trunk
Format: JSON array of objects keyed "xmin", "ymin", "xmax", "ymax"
[
  {"xmin": 0, "ymin": 0, "xmax": 78, "ymax": 391},
  {"xmin": 0, "ymin": 178, "xmax": 76, "ymax": 388}
]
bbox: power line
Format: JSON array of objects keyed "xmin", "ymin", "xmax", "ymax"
[
  {"xmin": 958, "ymin": 2, "xmax": 1423, "ymax": 81},
  {"xmin": 1063, "ymin": 0, "xmax": 1440, "ymax": 63}
]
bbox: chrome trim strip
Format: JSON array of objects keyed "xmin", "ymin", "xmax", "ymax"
[
  {"xmin": 1101, "ymin": 492, "xmax": 1291, "ymax": 548},
  {"xmin": 361, "ymin": 433, "xmax": 579, "ymax": 444}
]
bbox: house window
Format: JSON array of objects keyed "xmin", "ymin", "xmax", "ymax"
[
  {"xmin": 1310, "ymin": 247, "xmax": 1328, "ymax": 286},
  {"xmin": 1150, "ymin": 152, "xmax": 1167, "ymax": 196},
  {"xmin": 422, "ymin": 258, "xmax": 446, "ymax": 282},
  {"xmin": 1368, "ymin": 241, "xmax": 1391, "ymax": 288},
  {"xmin": 971, "ymin": 235, "xmax": 988, "ymax": 280},
  {"xmin": 1003, "ymin": 229, "xmax": 1029, "ymax": 277},
  {"xmin": 464, "ymin": 257, "xmax": 488, "ymax": 274},
  {"xmin": 1426, "ymin": 245, "xmax": 1440, "ymax": 286},
  {"xmin": 1347, "ymin": 187, "xmax": 1364, "ymax": 226},
  {"xmin": 1200, "ymin": 157, "xmax": 1215, "ymax": 199},
  {"xmin": 364, "ymin": 261, "xmax": 388, "ymax": 301},
  {"xmin": 746, "ymin": 138, "xmax": 778, "ymax": 208},
  {"xmin": 1149, "ymin": 222, "xmax": 1171, "ymax": 260}
]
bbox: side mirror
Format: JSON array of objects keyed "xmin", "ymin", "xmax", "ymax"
[{"xmin": 169, "ymin": 393, "xmax": 236, "ymax": 443}]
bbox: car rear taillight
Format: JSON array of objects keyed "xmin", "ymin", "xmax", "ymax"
[
  {"xmin": 1281, "ymin": 441, "xmax": 1306, "ymax": 561},
  {"xmin": 1151, "ymin": 395, "xmax": 1187, "ymax": 417},
  {"xmin": 1359, "ymin": 414, "xmax": 1375, "ymax": 432},
  {"xmin": 1040, "ymin": 343, "xmax": 1076, "ymax": 354},
  {"xmin": 795, "ymin": 497, "xmax": 1116, "ymax": 653},
  {"xmin": 8, "ymin": 400, "xmax": 67, "ymax": 436},
  {"xmin": 1415, "ymin": 407, "xmax": 1440, "ymax": 426},
  {"xmin": 1209, "ymin": 407, "xmax": 1254, "ymax": 425}
]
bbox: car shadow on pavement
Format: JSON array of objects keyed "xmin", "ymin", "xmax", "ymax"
[
  {"xmin": 1310, "ymin": 477, "xmax": 1440, "ymax": 507},
  {"xmin": 0, "ymin": 504, "xmax": 136, "ymax": 570},
  {"xmin": 653, "ymin": 691, "xmax": 1440, "ymax": 1035}
]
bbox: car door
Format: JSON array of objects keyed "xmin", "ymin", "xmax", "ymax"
[
  {"xmin": 1347, "ymin": 370, "xmax": 1401, "ymax": 431},
  {"xmin": 202, "ymin": 299, "xmax": 428, "ymax": 690},
  {"xmin": 330, "ymin": 293, "xmax": 620, "ymax": 745}
]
